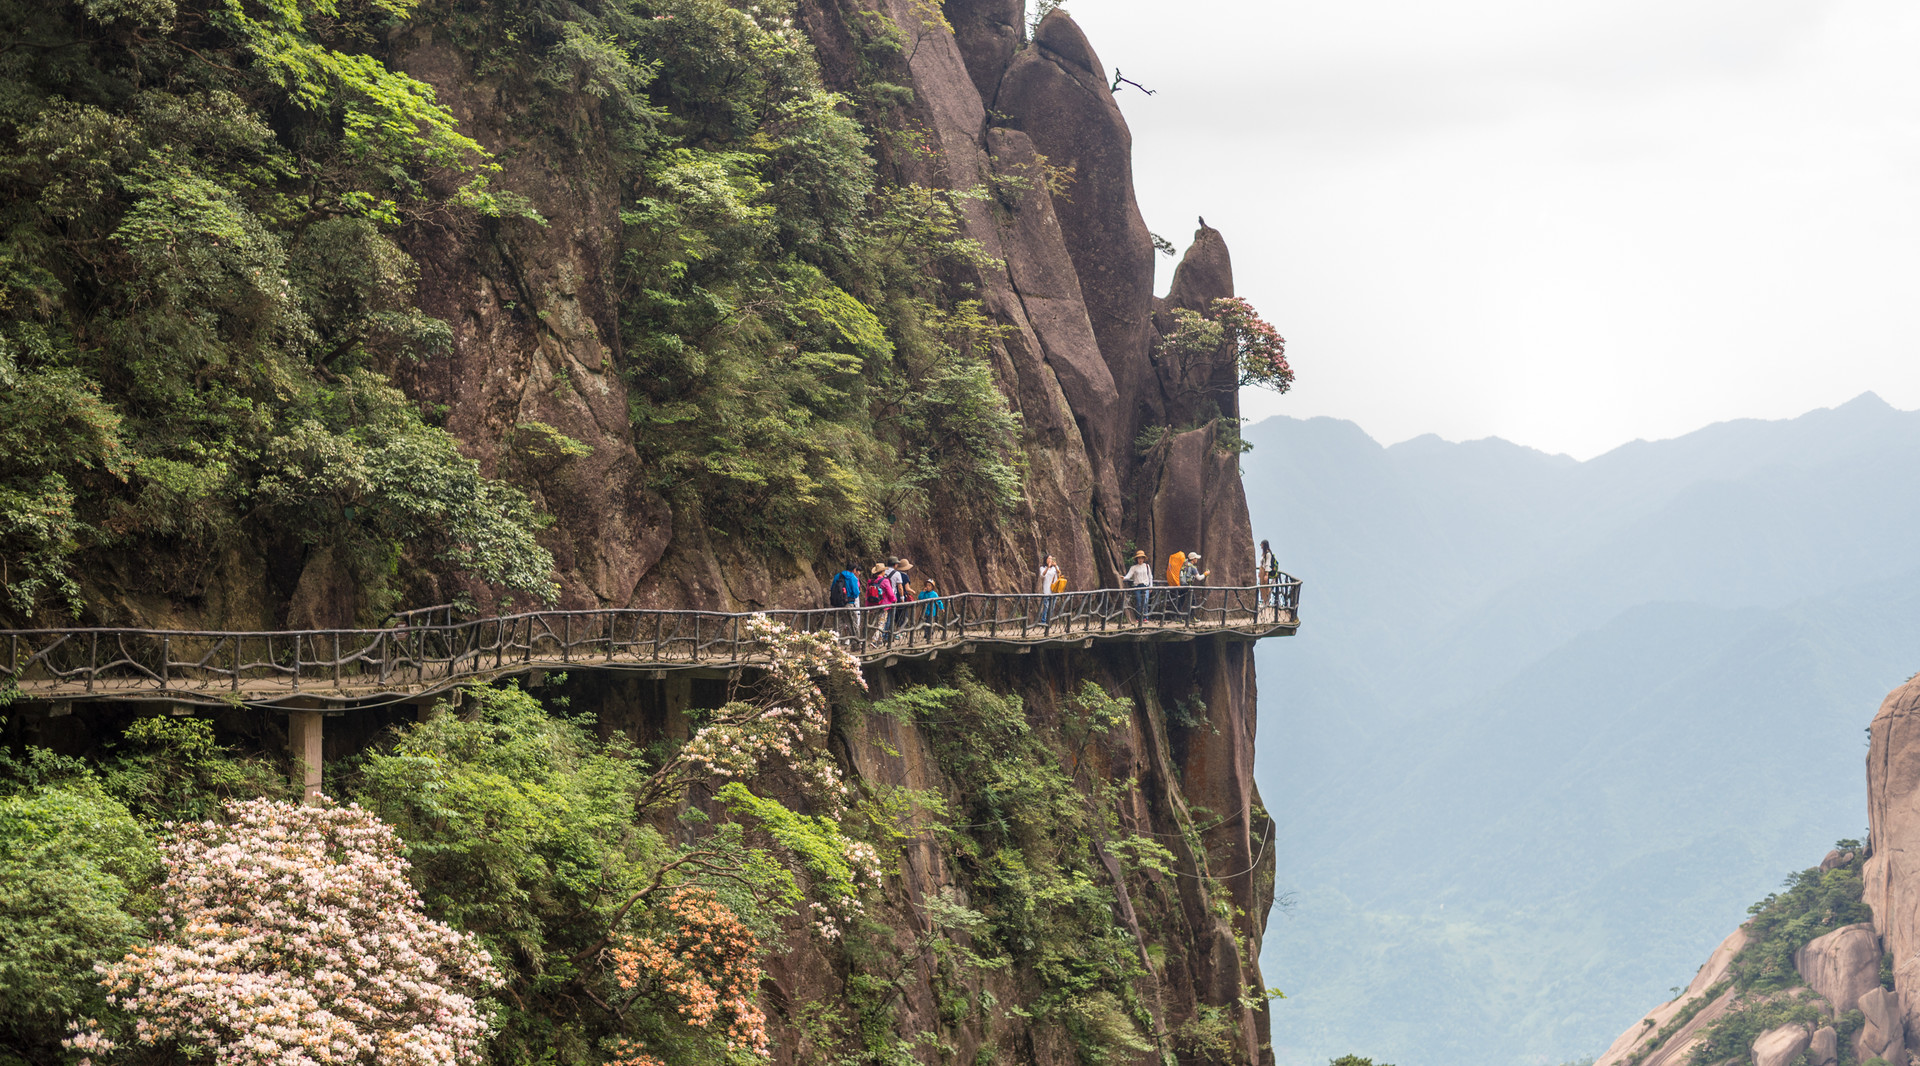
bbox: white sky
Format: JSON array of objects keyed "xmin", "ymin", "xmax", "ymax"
[{"xmin": 1068, "ymin": 0, "xmax": 1920, "ymax": 459}]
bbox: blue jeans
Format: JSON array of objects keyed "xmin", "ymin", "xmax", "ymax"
[{"xmin": 1039, "ymin": 595, "xmax": 1056, "ymax": 624}]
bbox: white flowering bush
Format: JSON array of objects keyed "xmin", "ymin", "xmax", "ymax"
[
  {"xmin": 67, "ymin": 798, "xmax": 501, "ymax": 1066},
  {"xmin": 667, "ymin": 615, "xmax": 865, "ymax": 806}
]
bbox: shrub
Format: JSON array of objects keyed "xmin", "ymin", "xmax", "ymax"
[
  {"xmin": 0, "ymin": 786, "xmax": 155, "ymax": 1057},
  {"xmin": 70, "ymin": 798, "xmax": 501, "ymax": 1066}
]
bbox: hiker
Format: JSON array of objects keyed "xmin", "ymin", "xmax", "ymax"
[
  {"xmin": 1179, "ymin": 551, "xmax": 1209, "ymax": 621},
  {"xmin": 917, "ymin": 577, "xmax": 944, "ymax": 637},
  {"xmin": 1037, "ymin": 554, "xmax": 1061, "ymax": 625},
  {"xmin": 828, "ymin": 562, "xmax": 863, "ymax": 640},
  {"xmin": 866, "ymin": 562, "xmax": 897, "ymax": 645},
  {"xmin": 1124, "ymin": 549, "xmax": 1154, "ymax": 623},
  {"xmin": 1257, "ymin": 539, "xmax": 1283, "ymax": 620},
  {"xmin": 891, "ymin": 558, "xmax": 915, "ymax": 639}
]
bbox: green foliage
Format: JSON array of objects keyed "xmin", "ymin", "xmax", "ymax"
[
  {"xmin": 101, "ymin": 715, "xmax": 289, "ymax": 824},
  {"xmin": 875, "ymin": 673, "xmax": 1157, "ymax": 1062},
  {"xmin": 0, "ymin": 0, "xmax": 552, "ymax": 621},
  {"xmin": 345, "ymin": 683, "xmax": 658, "ymax": 1063},
  {"xmin": 1729, "ymin": 862, "xmax": 1874, "ymax": 992},
  {"xmin": 718, "ymin": 782, "xmax": 861, "ymax": 901},
  {"xmin": 1687, "ymin": 993, "xmax": 1825, "ymax": 1065},
  {"xmin": 345, "ymin": 681, "xmax": 807, "ymax": 1066},
  {"xmin": 1328, "ymin": 1057, "xmax": 1397, "ymax": 1066},
  {"xmin": 469, "ymin": 0, "xmax": 1028, "ymax": 552},
  {"xmin": 0, "ymin": 784, "xmax": 157, "ymax": 1058}
]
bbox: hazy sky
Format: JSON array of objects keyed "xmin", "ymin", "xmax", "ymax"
[{"xmin": 1068, "ymin": 0, "xmax": 1920, "ymax": 459}]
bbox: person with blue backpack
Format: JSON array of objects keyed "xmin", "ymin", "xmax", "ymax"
[{"xmin": 828, "ymin": 563, "xmax": 863, "ymax": 640}]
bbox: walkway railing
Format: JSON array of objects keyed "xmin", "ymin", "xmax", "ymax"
[{"xmin": 0, "ymin": 581, "xmax": 1299, "ymax": 705}]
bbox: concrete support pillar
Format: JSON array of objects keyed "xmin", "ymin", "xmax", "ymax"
[
  {"xmin": 288, "ymin": 710, "xmax": 323, "ymax": 803},
  {"xmin": 663, "ymin": 675, "xmax": 692, "ymax": 740}
]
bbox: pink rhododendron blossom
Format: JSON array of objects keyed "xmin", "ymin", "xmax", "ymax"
[{"xmin": 67, "ymin": 799, "xmax": 501, "ymax": 1066}]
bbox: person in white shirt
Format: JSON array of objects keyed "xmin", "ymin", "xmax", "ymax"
[
  {"xmin": 1123, "ymin": 549, "xmax": 1154, "ymax": 622},
  {"xmin": 1037, "ymin": 554, "xmax": 1060, "ymax": 624}
]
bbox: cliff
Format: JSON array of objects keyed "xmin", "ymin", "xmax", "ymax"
[
  {"xmin": 385, "ymin": 4, "xmax": 1275, "ymax": 1059},
  {"xmin": 0, "ymin": 1, "xmax": 1280, "ymax": 1063},
  {"xmin": 384, "ymin": 2, "xmax": 1252, "ymax": 615},
  {"xmin": 1592, "ymin": 674, "xmax": 1920, "ymax": 1066}
]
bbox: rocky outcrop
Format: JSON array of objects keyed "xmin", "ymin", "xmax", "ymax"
[
  {"xmin": 996, "ymin": 12, "xmax": 1161, "ymax": 466},
  {"xmin": 1600, "ymin": 674, "xmax": 1920, "ymax": 1066},
  {"xmin": 379, "ymin": 2, "xmax": 1279, "ymax": 1063},
  {"xmin": 1793, "ymin": 923, "xmax": 1881, "ymax": 1017},
  {"xmin": 1594, "ymin": 929, "xmax": 1746, "ymax": 1066},
  {"xmin": 1858, "ymin": 986, "xmax": 1909, "ymax": 1065},
  {"xmin": 1751, "ymin": 1024, "xmax": 1811, "ymax": 1066},
  {"xmin": 1810, "ymin": 1024, "xmax": 1839, "ymax": 1066},
  {"xmin": 1867, "ymin": 676, "xmax": 1920, "ymax": 1036},
  {"xmin": 943, "ymin": 0, "xmax": 1022, "ymax": 103}
]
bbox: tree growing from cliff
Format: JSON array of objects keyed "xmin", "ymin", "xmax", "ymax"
[
  {"xmin": 1154, "ymin": 296, "xmax": 1293, "ymax": 410},
  {"xmin": 67, "ymin": 798, "xmax": 501, "ymax": 1066}
]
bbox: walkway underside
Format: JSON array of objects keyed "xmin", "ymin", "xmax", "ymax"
[{"xmin": 3, "ymin": 584, "xmax": 1300, "ymax": 707}]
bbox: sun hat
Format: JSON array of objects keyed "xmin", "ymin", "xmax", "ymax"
[
  {"xmin": 1189, "ymin": 552, "xmax": 1202, "ymax": 561},
  {"xmin": 897, "ymin": 559, "xmax": 914, "ymax": 571},
  {"xmin": 1133, "ymin": 550, "xmax": 1147, "ymax": 560}
]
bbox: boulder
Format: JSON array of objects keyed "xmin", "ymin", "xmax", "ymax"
[
  {"xmin": 1865, "ymin": 676, "xmax": 1920, "ymax": 1036},
  {"xmin": 1810, "ymin": 1025, "xmax": 1839, "ymax": 1066},
  {"xmin": 1793, "ymin": 923, "xmax": 1882, "ymax": 1015},
  {"xmin": 1750, "ymin": 1024, "xmax": 1810, "ymax": 1066},
  {"xmin": 1856, "ymin": 986, "xmax": 1908, "ymax": 1066},
  {"xmin": 1822, "ymin": 849, "xmax": 1857, "ymax": 871}
]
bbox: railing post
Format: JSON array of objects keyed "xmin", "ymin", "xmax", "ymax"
[
  {"xmin": 160, "ymin": 635, "xmax": 169, "ymax": 688},
  {"xmin": 291, "ymin": 633, "xmax": 301, "ymax": 691},
  {"xmin": 333, "ymin": 632, "xmax": 342, "ymax": 690}
]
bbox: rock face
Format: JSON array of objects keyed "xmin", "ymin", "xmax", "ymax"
[
  {"xmin": 1602, "ymin": 675, "xmax": 1920, "ymax": 1066},
  {"xmin": 1858, "ymin": 986, "xmax": 1909, "ymax": 1065},
  {"xmin": 1867, "ymin": 676, "xmax": 1920, "ymax": 1038},
  {"xmin": 1751, "ymin": 1024, "xmax": 1811, "ymax": 1066},
  {"xmin": 1793, "ymin": 923, "xmax": 1881, "ymax": 1016},
  {"xmin": 1594, "ymin": 929, "xmax": 1747, "ymax": 1066},
  {"xmin": 1810, "ymin": 1024, "xmax": 1839, "ymax": 1066},
  {"xmin": 378, "ymin": 2, "xmax": 1280, "ymax": 1063}
]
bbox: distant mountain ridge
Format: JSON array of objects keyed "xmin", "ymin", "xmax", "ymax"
[{"xmin": 1244, "ymin": 394, "xmax": 1920, "ymax": 1065}]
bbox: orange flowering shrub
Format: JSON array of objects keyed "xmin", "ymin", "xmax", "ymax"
[{"xmin": 611, "ymin": 888, "xmax": 769, "ymax": 1058}]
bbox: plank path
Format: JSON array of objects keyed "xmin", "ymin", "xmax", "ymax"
[{"xmin": 2, "ymin": 583, "xmax": 1301, "ymax": 706}]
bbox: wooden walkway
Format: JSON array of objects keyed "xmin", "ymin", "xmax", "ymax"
[{"xmin": 0, "ymin": 583, "xmax": 1300, "ymax": 707}]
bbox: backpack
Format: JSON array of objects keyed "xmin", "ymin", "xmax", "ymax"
[
  {"xmin": 1050, "ymin": 575, "xmax": 1067, "ymax": 594},
  {"xmin": 1167, "ymin": 552, "xmax": 1186, "ymax": 586},
  {"xmin": 829, "ymin": 570, "xmax": 859, "ymax": 607}
]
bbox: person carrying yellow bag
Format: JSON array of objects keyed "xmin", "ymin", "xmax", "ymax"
[{"xmin": 1038, "ymin": 554, "xmax": 1061, "ymax": 625}]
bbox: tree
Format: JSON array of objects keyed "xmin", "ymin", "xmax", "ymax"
[
  {"xmin": 1154, "ymin": 296, "xmax": 1292, "ymax": 408},
  {"xmin": 68, "ymin": 799, "xmax": 501, "ymax": 1066}
]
